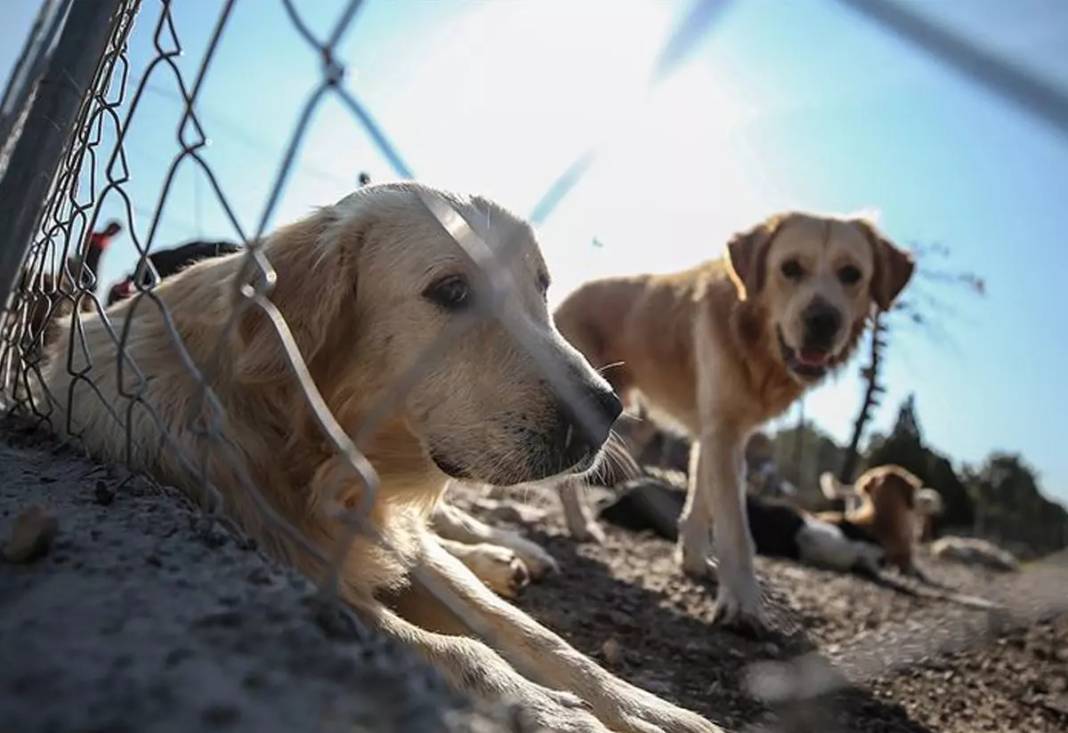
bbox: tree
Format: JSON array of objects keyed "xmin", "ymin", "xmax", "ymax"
[
  {"xmin": 964, "ymin": 453, "xmax": 1068, "ymax": 557},
  {"xmin": 839, "ymin": 242, "xmax": 985, "ymax": 482}
]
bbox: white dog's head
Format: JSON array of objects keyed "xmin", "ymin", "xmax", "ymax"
[
  {"xmin": 234, "ymin": 182, "xmax": 621, "ymax": 487},
  {"xmin": 728, "ymin": 212, "xmax": 914, "ymax": 383}
]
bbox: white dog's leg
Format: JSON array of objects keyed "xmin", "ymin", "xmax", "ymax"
[
  {"xmin": 367, "ymin": 604, "xmax": 611, "ymax": 732},
  {"xmin": 432, "ymin": 500, "xmax": 558, "ymax": 578},
  {"xmin": 557, "ymin": 476, "xmax": 606, "ymax": 544},
  {"xmin": 411, "ymin": 536, "xmax": 721, "ymax": 733}
]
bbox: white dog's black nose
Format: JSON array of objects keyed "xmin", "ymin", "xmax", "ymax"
[
  {"xmin": 802, "ymin": 299, "xmax": 842, "ymax": 351},
  {"xmin": 560, "ymin": 387, "xmax": 623, "ymax": 464}
]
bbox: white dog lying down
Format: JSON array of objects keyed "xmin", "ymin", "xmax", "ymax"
[{"xmin": 36, "ymin": 182, "xmax": 719, "ymax": 732}]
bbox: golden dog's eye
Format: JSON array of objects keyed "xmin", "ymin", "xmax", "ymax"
[
  {"xmin": 781, "ymin": 259, "xmax": 804, "ymax": 280},
  {"xmin": 423, "ymin": 274, "xmax": 471, "ymax": 311},
  {"xmin": 838, "ymin": 265, "xmax": 862, "ymax": 285}
]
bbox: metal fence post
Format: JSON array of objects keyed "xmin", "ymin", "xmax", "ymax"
[
  {"xmin": 0, "ymin": 0, "xmax": 74, "ymax": 152},
  {"xmin": 0, "ymin": 0, "xmax": 125, "ymax": 319}
]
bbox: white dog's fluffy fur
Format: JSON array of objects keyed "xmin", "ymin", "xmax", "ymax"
[{"xmin": 35, "ymin": 182, "xmax": 719, "ymax": 732}]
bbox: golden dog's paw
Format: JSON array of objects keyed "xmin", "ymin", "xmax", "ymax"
[
  {"xmin": 711, "ymin": 583, "xmax": 768, "ymax": 637},
  {"xmin": 674, "ymin": 547, "xmax": 718, "ymax": 580}
]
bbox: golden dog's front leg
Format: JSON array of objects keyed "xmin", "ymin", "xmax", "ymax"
[
  {"xmin": 558, "ymin": 476, "xmax": 607, "ymax": 543},
  {"xmin": 412, "ymin": 535, "xmax": 723, "ymax": 733},
  {"xmin": 700, "ymin": 426, "xmax": 765, "ymax": 633}
]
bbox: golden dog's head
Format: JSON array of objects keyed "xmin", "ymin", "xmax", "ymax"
[
  {"xmin": 727, "ymin": 212, "xmax": 914, "ymax": 383},
  {"xmin": 235, "ymin": 182, "xmax": 621, "ymax": 487}
]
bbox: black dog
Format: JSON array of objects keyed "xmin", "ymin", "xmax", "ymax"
[
  {"xmin": 107, "ymin": 240, "xmax": 241, "ymax": 306},
  {"xmin": 601, "ymin": 479, "xmax": 885, "ymax": 573}
]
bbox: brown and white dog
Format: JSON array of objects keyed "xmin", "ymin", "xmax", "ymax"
[
  {"xmin": 553, "ymin": 211, "xmax": 914, "ymax": 630},
  {"xmin": 35, "ymin": 182, "xmax": 718, "ymax": 732},
  {"xmin": 819, "ymin": 466, "xmax": 934, "ymax": 575}
]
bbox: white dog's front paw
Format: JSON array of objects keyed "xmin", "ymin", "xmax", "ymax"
[
  {"xmin": 508, "ymin": 535, "xmax": 560, "ymax": 579},
  {"xmin": 711, "ymin": 579, "xmax": 766, "ymax": 635},
  {"xmin": 466, "ymin": 544, "xmax": 530, "ymax": 599},
  {"xmin": 593, "ymin": 678, "xmax": 724, "ymax": 733},
  {"xmin": 512, "ymin": 688, "xmax": 610, "ymax": 732}
]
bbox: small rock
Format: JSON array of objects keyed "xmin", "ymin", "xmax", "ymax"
[
  {"xmin": 3, "ymin": 505, "xmax": 58, "ymax": 563},
  {"xmin": 1044, "ymin": 693, "xmax": 1068, "ymax": 717},
  {"xmin": 601, "ymin": 638, "xmax": 623, "ymax": 667},
  {"xmin": 94, "ymin": 480, "xmax": 115, "ymax": 506}
]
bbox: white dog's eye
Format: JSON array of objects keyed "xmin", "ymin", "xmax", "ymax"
[
  {"xmin": 537, "ymin": 272, "xmax": 550, "ymax": 299},
  {"xmin": 781, "ymin": 259, "xmax": 804, "ymax": 280},
  {"xmin": 423, "ymin": 274, "xmax": 471, "ymax": 311},
  {"xmin": 838, "ymin": 265, "xmax": 862, "ymax": 285}
]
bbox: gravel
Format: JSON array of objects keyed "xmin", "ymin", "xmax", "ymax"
[
  {"xmin": 3, "ymin": 417, "xmax": 1065, "ymax": 733},
  {"xmin": 0, "ymin": 421, "xmax": 510, "ymax": 733},
  {"xmin": 452, "ymin": 482, "xmax": 1068, "ymax": 733}
]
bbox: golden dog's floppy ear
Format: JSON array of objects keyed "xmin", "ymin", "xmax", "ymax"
[
  {"xmin": 856, "ymin": 219, "xmax": 915, "ymax": 311},
  {"xmin": 232, "ymin": 208, "xmax": 358, "ymax": 383},
  {"xmin": 726, "ymin": 214, "xmax": 783, "ymax": 301}
]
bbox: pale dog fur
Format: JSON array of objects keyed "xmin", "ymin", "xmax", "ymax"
[
  {"xmin": 36, "ymin": 182, "xmax": 718, "ymax": 732},
  {"xmin": 554, "ymin": 212, "xmax": 914, "ymax": 630}
]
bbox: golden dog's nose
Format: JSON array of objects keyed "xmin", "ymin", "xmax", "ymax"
[{"xmin": 802, "ymin": 298, "xmax": 842, "ymax": 351}]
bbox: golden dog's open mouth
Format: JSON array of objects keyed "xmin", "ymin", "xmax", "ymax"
[{"xmin": 777, "ymin": 326, "xmax": 831, "ymax": 381}]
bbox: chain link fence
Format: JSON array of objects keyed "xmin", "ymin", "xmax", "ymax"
[{"xmin": 1, "ymin": 1, "xmax": 1066, "ymax": 731}]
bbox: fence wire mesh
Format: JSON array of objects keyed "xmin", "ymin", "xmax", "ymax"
[{"xmin": 1, "ymin": 1, "xmax": 1066, "ymax": 731}]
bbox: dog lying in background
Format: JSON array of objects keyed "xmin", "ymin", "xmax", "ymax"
[
  {"xmin": 602, "ymin": 480, "xmax": 884, "ymax": 575},
  {"xmin": 823, "ymin": 469, "xmax": 1021, "ymax": 573},
  {"xmin": 817, "ymin": 466, "xmax": 934, "ymax": 575},
  {"xmin": 37, "ymin": 182, "xmax": 717, "ymax": 733},
  {"xmin": 554, "ymin": 211, "xmax": 914, "ymax": 629}
]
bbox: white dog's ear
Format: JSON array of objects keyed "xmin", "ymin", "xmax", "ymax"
[
  {"xmin": 855, "ymin": 219, "xmax": 914, "ymax": 311},
  {"xmin": 726, "ymin": 214, "xmax": 784, "ymax": 300},
  {"xmin": 232, "ymin": 209, "xmax": 359, "ymax": 383}
]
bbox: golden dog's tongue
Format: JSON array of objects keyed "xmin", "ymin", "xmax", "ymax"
[{"xmin": 799, "ymin": 349, "xmax": 830, "ymax": 367}]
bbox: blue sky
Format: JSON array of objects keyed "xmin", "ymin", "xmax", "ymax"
[{"xmin": 3, "ymin": 1, "xmax": 1067, "ymax": 502}]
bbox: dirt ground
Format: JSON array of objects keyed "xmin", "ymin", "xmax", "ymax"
[
  {"xmin": 0, "ymin": 423, "xmax": 513, "ymax": 733},
  {"xmin": 3, "ymin": 417, "xmax": 1066, "ymax": 733},
  {"xmin": 450, "ymin": 481, "xmax": 1068, "ymax": 733}
]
